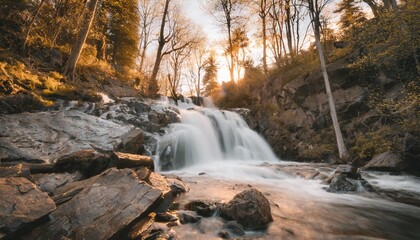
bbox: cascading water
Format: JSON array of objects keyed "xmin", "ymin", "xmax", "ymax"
[{"xmin": 156, "ymin": 100, "xmax": 277, "ymax": 171}]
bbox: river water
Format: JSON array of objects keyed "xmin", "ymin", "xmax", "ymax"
[{"xmin": 155, "ymin": 99, "xmax": 420, "ymax": 239}]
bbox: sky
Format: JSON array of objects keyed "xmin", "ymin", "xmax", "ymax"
[{"xmin": 181, "ymin": 0, "xmax": 234, "ymax": 83}]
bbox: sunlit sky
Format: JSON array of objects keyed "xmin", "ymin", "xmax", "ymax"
[{"xmin": 181, "ymin": 0, "xmax": 258, "ymax": 83}]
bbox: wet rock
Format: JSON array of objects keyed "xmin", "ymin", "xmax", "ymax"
[
  {"xmin": 53, "ymin": 149, "xmax": 111, "ymax": 177},
  {"xmin": 117, "ymin": 128, "xmax": 145, "ymax": 154},
  {"xmin": 177, "ymin": 211, "xmax": 202, "ymax": 224},
  {"xmin": 185, "ymin": 200, "xmax": 219, "ymax": 217},
  {"xmin": 25, "ymin": 168, "xmax": 162, "ymax": 239},
  {"xmin": 0, "ymin": 164, "xmax": 30, "ymax": 178},
  {"xmin": 328, "ymin": 174, "xmax": 357, "ymax": 192},
  {"xmin": 0, "ymin": 177, "xmax": 56, "ymax": 237},
  {"xmin": 363, "ymin": 152, "xmax": 408, "ymax": 172},
  {"xmin": 33, "ymin": 171, "xmax": 83, "ymax": 195},
  {"xmin": 327, "ymin": 172, "xmax": 373, "ymax": 193},
  {"xmin": 218, "ymin": 230, "xmax": 230, "ymax": 239},
  {"xmin": 220, "ymin": 188, "xmax": 273, "ymax": 230},
  {"xmin": 155, "ymin": 212, "xmax": 178, "ymax": 222},
  {"xmin": 223, "ymin": 221, "xmax": 245, "ymax": 236}
]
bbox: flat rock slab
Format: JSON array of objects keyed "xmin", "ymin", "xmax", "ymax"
[
  {"xmin": 0, "ymin": 177, "xmax": 56, "ymax": 234},
  {"xmin": 0, "ymin": 110, "xmax": 131, "ymax": 163},
  {"xmin": 363, "ymin": 152, "xmax": 408, "ymax": 171},
  {"xmin": 25, "ymin": 168, "xmax": 162, "ymax": 239}
]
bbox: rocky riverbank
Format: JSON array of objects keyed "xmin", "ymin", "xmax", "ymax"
[{"xmin": 1, "ymin": 95, "xmax": 419, "ymax": 239}]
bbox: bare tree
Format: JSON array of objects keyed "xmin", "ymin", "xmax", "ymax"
[
  {"xmin": 148, "ymin": 1, "xmax": 198, "ymax": 96},
  {"xmin": 207, "ymin": 0, "xmax": 246, "ymax": 83},
  {"xmin": 251, "ymin": 0, "xmax": 271, "ymax": 76},
  {"xmin": 138, "ymin": 0, "xmax": 159, "ymax": 76},
  {"xmin": 63, "ymin": 0, "xmax": 99, "ymax": 80},
  {"xmin": 148, "ymin": 0, "xmax": 171, "ymax": 96},
  {"xmin": 186, "ymin": 41, "xmax": 209, "ymax": 104},
  {"xmin": 306, "ymin": 0, "xmax": 349, "ymax": 159},
  {"xmin": 23, "ymin": 0, "xmax": 46, "ymax": 50}
]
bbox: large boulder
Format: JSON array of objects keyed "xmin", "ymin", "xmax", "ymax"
[
  {"xmin": 363, "ymin": 152, "xmax": 408, "ymax": 172},
  {"xmin": 117, "ymin": 128, "xmax": 145, "ymax": 154},
  {"xmin": 0, "ymin": 177, "xmax": 56, "ymax": 237},
  {"xmin": 25, "ymin": 168, "xmax": 162, "ymax": 239},
  {"xmin": 0, "ymin": 110, "xmax": 131, "ymax": 164},
  {"xmin": 220, "ymin": 188, "xmax": 272, "ymax": 230}
]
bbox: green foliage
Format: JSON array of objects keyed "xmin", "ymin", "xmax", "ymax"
[
  {"xmin": 352, "ymin": 127, "xmax": 396, "ymax": 159},
  {"xmin": 350, "ymin": 2, "xmax": 420, "ymax": 73},
  {"xmin": 102, "ymin": 0, "xmax": 140, "ymax": 71},
  {"xmin": 299, "ymin": 143, "xmax": 334, "ymax": 160},
  {"xmin": 202, "ymin": 53, "xmax": 218, "ymax": 96},
  {"xmin": 367, "ymin": 80, "xmax": 420, "ymax": 123},
  {"xmin": 334, "ymin": 0, "xmax": 366, "ymax": 38}
]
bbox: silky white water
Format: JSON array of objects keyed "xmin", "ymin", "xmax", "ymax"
[{"xmin": 156, "ymin": 99, "xmax": 277, "ymax": 171}]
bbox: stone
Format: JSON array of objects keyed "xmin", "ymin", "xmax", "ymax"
[
  {"xmin": 111, "ymin": 152, "xmax": 154, "ymax": 170},
  {"xmin": 327, "ymin": 172, "xmax": 373, "ymax": 193},
  {"xmin": 0, "ymin": 110, "xmax": 131, "ymax": 164},
  {"xmin": 155, "ymin": 212, "xmax": 178, "ymax": 222},
  {"xmin": 363, "ymin": 152, "xmax": 408, "ymax": 172},
  {"xmin": 0, "ymin": 177, "xmax": 56, "ymax": 236},
  {"xmin": 177, "ymin": 211, "xmax": 202, "ymax": 224},
  {"xmin": 25, "ymin": 168, "xmax": 162, "ymax": 239},
  {"xmin": 135, "ymin": 167, "xmax": 152, "ymax": 181},
  {"xmin": 53, "ymin": 149, "xmax": 111, "ymax": 177},
  {"xmin": 33, "ymin": 171, "xmax": 84, "ymax": 195},
  {"xmin": 218, "ymin": 230, "xmax": 230, "ymax": 239},
  {"xmin": 220, "ymin": 188, "xmax": 273, "ymax": 230},
  {"xmin": 185, "ymin": 200, "xmax": 219, "ymax": 217},
  {"xmin": 118, "ymin": 128, "xmax": 145, "ymax": 154},
  {"xmin": 0, "ymin": 164, "xmax": 30, "ymax": 178},
  {"xmin": 127, "ymin": 212, "xmax": 156, "ymax": 240},
  {"xmin": 223, "ymin": 221, "xmax": 245, "ymax": 236}
]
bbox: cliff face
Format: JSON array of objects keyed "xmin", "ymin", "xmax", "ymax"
[{"xmin": 244, "ymin": 49, "xmax": 419, "ymax": 170}]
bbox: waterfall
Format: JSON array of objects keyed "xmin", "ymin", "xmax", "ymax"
[{"xmin": 156, "ymin": 100, "xmax": 277, "ymax": 171}]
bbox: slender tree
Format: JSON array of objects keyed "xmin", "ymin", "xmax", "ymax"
[
  {"xmin": 63, "ymin": 0, "xmax": 99, "ymax": 80},
  {"xmin": 23, "ymin": 0, "xmax": 46, "ymax": 50},
  {"xmin": 207, "ymin": 0, "xmax": 245, "ymax": 83},
  {"xmin": 148, "ymin": 0, "xmax": 171, "ymax": 96},
  {"xmin": 202, "ymin": 53, "xmax": 219, "ymax": 96},
  {"xmin": 306, "ymin": 0, "xmax": 349, "ymax": 159}
]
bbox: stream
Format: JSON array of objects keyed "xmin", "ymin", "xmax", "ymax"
[{"xmin": 154, "ymin": 99, "xmax": 420, "ymax": 239}]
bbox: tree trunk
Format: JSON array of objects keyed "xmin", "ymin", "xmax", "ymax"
[
  {"xmin": 63, "ymin": 0, "xmax": 99, "ymax": 80},
  {"xmin": 148, "ymin": 0, "xmax": 170, "ymax": 97},
  {"xmin": 262, "ymin": 12, "xmax": 268, "ymax": 76},
  {"xmin": 313, "ymin": 24, "xmax": 349, "ymax": 160},
  {"xmin": 23, "ymin": 0, "xmax": 46, "ymax": 50},
  {"xmin": 285, "ymin": 0, "xmax": 294, "ymax": 60},
  {"xmin": 228, "ymin": 24, "xmax": 235, "ymax": 83},
  {"xmin": 362, "ymin": 0, "xmax": 380, "ymax": 18},
  {"xmin": 197, "ymin": 68, "xmax": 201, "ymax": 105}
]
